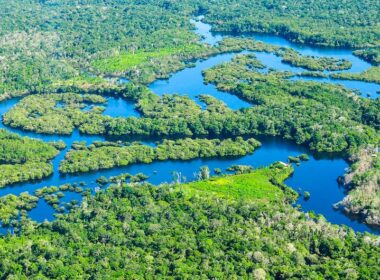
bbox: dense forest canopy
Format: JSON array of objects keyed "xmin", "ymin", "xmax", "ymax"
[
  {"xmin": 0, "ymin": 0, "xmax": 379, "ymax": 278},
  {"xmin": 0, "ymin": 130, "xmax": 61, "ymax": 187},
  {"xmin": 0, "ymin": 166, "xmax": 379, "ymax": 279},
  {"xmin": 0, "ymin": 0, "xmax": 379, "ymax": 96},
  {"xmin": 203, "ymin": 0, "xmax": 380, "ymax": 47}
]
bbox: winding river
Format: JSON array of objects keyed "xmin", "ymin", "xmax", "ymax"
[{"xmin": 0, "ymin": 17, "xmax": 379, "ymax": 234}]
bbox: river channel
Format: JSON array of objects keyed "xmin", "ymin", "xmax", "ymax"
[{"xmin": 0, "ymin": 17, "xmax": 379, "ymax": 234}]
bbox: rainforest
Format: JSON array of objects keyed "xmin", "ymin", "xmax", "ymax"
[{"xmin": 0, "ymin": 0, "xmax": 379, "ymax": 279}]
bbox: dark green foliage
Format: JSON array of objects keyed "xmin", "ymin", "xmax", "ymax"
[
  {"xmin": 227, "ymin": 165, "xmax": 254, "ymax": 174},
  {"xmin": 289, "ymin": 154, "xmax": 309, "ymax": 163},
  {"xmin": 0, "ymin": 1, "xmax": 379, "ymax": 277},
  {"xmin": 3, "ymin": 93, "xmax": 107, "ymax": 135},
  {"xmin": 203, "ymin": 55, "xmax": 380, "ymax": 153},
  {"xmin": 303, "ymin": 191, "xmax": 311, "ymax": 200},
  {"xmin": 96, "ymin": 176, "xmax": 109, "ymax": 186},
  {"xmin": 0, "ymin": 172, "xmax": 378, "ymax": 279},
  {"xmin": 354, "ymin": 48, "xmax": 380, "ymax": 65},
  {"xmin": 280, "ymin": 49, "xmax": 352, "ymax": 71},
  {"xmin": 0, "ymin": 0, "xmax": 202, "ymax": 95},
  {"xmin": 0, "ymin": 129, "xmax": 59, "ymax": 187},
  {"xmin": 130, "ymin": 173, "xmax": 149, "ymax": 183},
  {"xmin": 214, "ymin": 168, "xmax": 222, "ymax": 174},
  {"xmin": 60, "ymin": 137, "xmax": 261, "ymax": 173},
  {"xmin": 299, "ymin": 154, "xmax": 310, "ymax": 161},
  {"xmin": 330, "ymin": 67, "xmax": 380, "ymax": 84},
  {"xmin": 0, "ymin": 193, "xmax": 38, "ymax": 226},
  {"xmin": 203, "ymin": 0, "xmax": 380, "ymax": 48},
  {"xmin": 1, "ymin": 0, "xmax": 378, "ymax": 96},
  {"xmin": 288, "ymin": 156, "xmax": 301, "ymax": 164}
]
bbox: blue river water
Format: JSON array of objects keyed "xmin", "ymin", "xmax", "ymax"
[
  {"xmin": 0, "ymin": 18, "xmax": 379, "ymax": 234},
  {"xmin": 190, "ymin": 17, "xmax": 379, "ymax": 99}
]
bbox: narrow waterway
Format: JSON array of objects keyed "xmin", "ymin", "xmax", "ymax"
[{"xmin": 0, "ymin": 17, "xmax": 378, "ymax": 234}]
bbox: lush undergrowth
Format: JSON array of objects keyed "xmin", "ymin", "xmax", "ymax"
[{"xmin": 0, "ymin": 164, "xmax": 379, "ymax": 279}]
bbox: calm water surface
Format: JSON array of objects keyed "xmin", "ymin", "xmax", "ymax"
[
  {"xmin": 0, "ymin": 18, "xmax": 378, "ymax": 234},
  {"xmin": 190, "ymin": 18, "xmax": 379, "ymax": 99}
]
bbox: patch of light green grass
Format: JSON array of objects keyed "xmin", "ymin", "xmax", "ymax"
[
  {"xmin": 92, "ymin": 44, "xmax": 205, "ymax": 72},
  {"xmin": 186, "ymin": 165, "xmax": 292, "ymax": 203}
]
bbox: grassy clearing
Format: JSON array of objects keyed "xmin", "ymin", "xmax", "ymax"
[
  {"xmin": 92, "ymin": 44, "xmax": 205, "ymax": 72},
  {"xmin": 186, "ymin": 164, "xmax": 293, "ymax": 203}
]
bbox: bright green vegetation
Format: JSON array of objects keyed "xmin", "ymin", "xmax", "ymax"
[
  {"xmin": 0, "ymin": 1, "xmax": 379, "ymax": 276},
  {"xmin": 354, "ymin": 48, "xmax": 380, "ymax": 66},
  {"xmin": 0, "ymin": 162, "xmax": 54, "ymax": 189},
  {"xmin": 204, "ymin": 0, "xmax": 380, "ymax": 48},
  {"xmin": 0, "ymin": 130, "xmax": 59, "ymax": 187},
  {"xmin": 6, "ymin": 79, "xmax": 378, "ymax": 155},
  {"xmin": 123, "ymin": 37, "xmax": 282, "ymax": 84},
  {"xmin": 0, "ymin": 130, "xmax": 59, "ymax": 164},
  {"xmin": 93, "ymin": 82, "xmax": 380, "ymax": 154},
  {"xmin": 3, "ymin": 93, "xmax": 107, "ymax": 135},
  {"xmin": 187, "ymin": 162, "xmax": 294, "ymax": 202},
  {"xmin": 0, "ymin": 165, "xmax": 379, "ymax": 278},
  {"xmin": 335, "ymin": 147, "xmax": 380, "ymax": 226},
  {"xmin": 203, "ymin": 54, "xmax": 380, "ymax": 153},
  {"xmin": 92, "ymin": 44, "xmax": 206, "ymax": 73},
  {"xmin": 60, "ymin": 137, "xmax": 260, "ymax": 174},
  {"xmin": 0, "ymin": 193, "xmax": 38, "ymax": 227},
  {"xmin": 0, "ymin": 0, "xmax": 203, "ymax": 96},
  {"xmin": 0, "ymin": 0, "xmax": 378, "ymax": 97},
  {"xmin": 280, "ymin": 49, "xmax": 352, "ymax": 71},
  {"xmin": 330, "ymin": 67, "xmax": 380, "ymax": 84}
]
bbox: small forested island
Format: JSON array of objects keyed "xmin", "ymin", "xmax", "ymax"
[
  {"xmin": 0, "ymin": 129, "xmax": 62, "ymax": 187},
  {"xmin": 0, "ymin": 0, "xmax": 379, "ymax": 278},
  {"xmin": 60, "ymin": 137, "xmax": 260, "ymax": 173}
]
